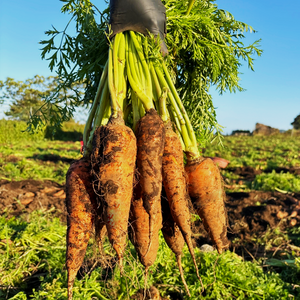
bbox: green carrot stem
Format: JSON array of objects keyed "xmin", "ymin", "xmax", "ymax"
[
  {"xmin": 129, "ymin": 34, "xmax": 153, "ymax": 112},
  {"xmin": 117, "ymin": 32, "xmax": 127, "ymax": 112},
  {"xmin": 181, "ymin": 124, "xmax": 193, "ymax": 152},
  {"xmin": 83, "ymin": 60, "xmax": 108, "ymax": 146},
  {"xmin": 94, "ymin": 80, "xmax": 110, "ymax": 128},
  {"xmin": 123, "ymin": 104, "xmax": 131, "ymax": 124},
  {"xmin": 167, "ymin": 99, "xmax": 192, "ymax": 151},
  {"xmin": 84, "ymin": 80, "xmax": 110, "ymax": 155},
  {"xmin": 138, "ymin": 97, "xmax": 145, "ymax": 118},
  {"xmin": 101, "ymin": 104, "xmax": 111, "ymax": 126},
  {"xmin": 131, "ymin": 34, "xmax": 146, "ymax": 89},
  {"xmin": 156, "ymin": 72, "xmax": 192, "ymax": 152},
  {"xmin": 168, "ymin": 105, "xmax": 182, "ymax": 135},
  {"xmin": 108, "ymin": 40, "xmax": 121, "ymax": 117},
  {"xmin": 113, "ymin": 33, "xmax": 121, "ymax": 95},
  {"xmin": 161, "ymin": 61, "xmax": 199, "ymax": 156},
  {"xmin": 143, "ymin": 35, "xmax": 149, "ymax": 60},
  {"xmin": 137, "ymin": 56, "xmax": 146, "ymax": 89},
  {"xmin": 186, "ymin": 0, "xmax": 196, "ymax": 15},
  {"xmin": 126, "ymin": 35, "xmax": 154, "ymax": 111},
  {"xmin": 159, "ymin": 87, "xmax": 169, "ymax": 123},
  {"xmin": 154, "ymin": 65, "xmax": 185, "ymax": 125},
  {"xmin": 127, "ymin": 36, "xmax": 141, "ymax": 82},
  {"xmin": 131, "ymin": 92, "xmax": 140, "ymax": 131},
  {"xmin": 149, "ymin": 62, "xmax": 161, "ymax": 113},
  {"xmin": 168, "ymin": 106, "xmax": 186, "ymax": 151},
  {"xmin": 129, "ymin": 31, "xmax": 152, "ymax": 99}
]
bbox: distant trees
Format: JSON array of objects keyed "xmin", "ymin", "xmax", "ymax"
[
  {"xmin": 0, "ymin": 76, "xmax": 54, "ymax": 122},
  {"xmin": 0, "ymin": 76, "xmax": 84, "ymax": 124},
  {"xmin": 291, "ymin": 114, "xmax": 300, "ymax": 130}
]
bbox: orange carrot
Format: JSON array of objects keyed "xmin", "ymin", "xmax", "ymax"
[
  {"xmin": 94, "ymin": 213, "xmax": 107, "ymax": 255},
  {"xmin": 161, "ymin": 189, "xmax": 190, "ymax": 297},
  {"xmin": 185, "ymin": 157, "xmax": 230, "ymax": 254},
  {"xmin": 65, "ymin": 158, "xmax": 96, "ymax": 300},
  {"xmin": 91, "ymin": 115, "xmax": 136, "ymax": 270},
  {"xmin": 129, "ymin": 181, "xmax": 162, "ymax": 270},
  {"xmin": 135, "ymin": 108, "xmax": 165, "ymax": 248},
  {"xmin": 162, "ymin": 122, "xmax": 202, "ymax": 284}
]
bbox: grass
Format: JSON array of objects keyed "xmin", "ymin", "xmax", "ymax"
[
  {"xmin": 0, "ymin": 140, "xmax": 81, "ymax": 184},
  {"xmin": 1, "ymin": 133, "xmax": 300, "ymax": 298},
  {"xmin": 204, "ymin": 134, "xmax": 300, "ymax": 192},
  {"xmin": 0, "ymin": 210, "xmax": 298, "ymax": 299},
  {"xmin": 0, "ymin": 120, "xmax": 85, "ymax": 144},
  {"xmin": 205, "ymin": 135, "xmax": 300, "ymax": 170},
  {"xmin": 1, "ymin": 133, "xmax": 299, "ymax": 189},
  {"xmin": 252, "ymin": 171, "xmax": 300, "ymax": 192}
]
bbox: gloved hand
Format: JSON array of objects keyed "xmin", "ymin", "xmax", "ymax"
[{"xmin": 109, "ymin": 0, "xmax": 168, "ymax": 55}]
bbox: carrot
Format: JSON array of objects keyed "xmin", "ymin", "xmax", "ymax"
[
  {"xmin": 161, "ymin": 188, "xmax": 190, "ymax": 297},
  {"xmin": 135, "ymin": 108, "xmax": 165, "ymax": 249},
  {"xmin": 162, "ymin": 122, "xmax": 202, "ymax": 284},
  {"xmin": 129, "ymin": 181, "xmax": 162, "ymax": 269},
  {"xmin": 185, "ymin": 157, "xmax": 230, "ymax": 254},
  {"xmin": 91, "ymin": 114, "xmax": 137, "ymax": 270},
  {"xmin": 94, "ymin": 212, "xmax": 107, "ymax": 255},
  {"xmin": 65, "ymin": 158, "xmax": 96, "ymax": 300}
]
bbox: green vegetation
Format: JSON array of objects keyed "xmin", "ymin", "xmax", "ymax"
[
  {"xmin": 291, "ymin": 114, "xmax": 300, "ymax": 130},
  {"xmin": 0, "ymin": 133, "xmax": 299, "ymax": 298},
  {"xmin": 253, "ymin": 171, "xmax": 300, "ymax": 192},
  {"xmin": 31, "ymin": 0, "xmax": 262, "ymax": 149},
  {"xmin": 0, "ymin": 139, "xmax": 81, "ymax": 184},
  {"xmin": 204, "ymin": 134, "xmax": 300, "ymax": 192},
  {"xmin": 0, "ymin": 76, "xmax": 84, "ymax": 123},
  {"xmin": 0, "ymin": 120, "xmax": 45, "ymax": 144},
  {"xmin": 0, "ymin": 119, "xmax": 85, "ymax": 144},
  {"xmin": 205, "ymin": 135, "xmax": 300, "ymax": 169},
  {"xmin": 0, "ymin": 211, "xmax": 298, "ymax": 299}
]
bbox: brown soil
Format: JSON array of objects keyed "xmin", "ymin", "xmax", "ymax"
[
  {"xmin": 1, "ymin": 177, "xmax": 299, "ymax": 261},
  {"xmin": 0, "ymin": 179, "xmax": 67, "ymax": 222},
  {"xmin": 194, "ymin": 189, "xmax": 300, "ymax": 260}
]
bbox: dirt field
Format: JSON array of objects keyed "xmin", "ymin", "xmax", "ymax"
[{"xmin": 1, "ymin": 178, "xmax": 299, "ymax": 262}]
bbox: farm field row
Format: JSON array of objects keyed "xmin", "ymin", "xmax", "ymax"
[
  {"xmin": 0, "ymin": 140, "xmax": 82, "ymax": 184},
  {"xmin": 204, "ymin": 135, "xmax": 300, "ymax": 193},
  {"xmin": 1, "ymin": 135, "xmax": 300, "ymax": 192},
  {"xmin": 0, "ymin": 134, "xmax": 299, "ymax": 299}
]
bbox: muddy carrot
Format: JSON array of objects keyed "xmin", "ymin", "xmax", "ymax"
[
  {"xmin": 129, "ymin": 181, "xmax": 162, "ymax": 270},
  {"xmin": 94, "ymin": 210, "xmax": 107, "ymax": 255},
  {"xmin": 65, "ymin": 158, "xmax": 96, "ymax": 300},
  {"xmin": 125, "ymin": 32, "xmax": 166, "ymax": 251},
  {"xmin": 135, "ymin": 109, "xmax": 165, "ymax": 250},
  {"xmin": 185, "ymin": 157, "xmax": 230, "ymax": 254},
  {"xmin": 162, "ymin": 121, "xmax": 202, "ymax": 284},
  {"xmin": 91, "ymin": 114, "xmax": 137, "ymax": 271},
  {"xmin": 161, "ymin": 188, "xmax": 191, "ymax": 297},
  {"xmin": 154, "ymin": 61, "xmax": 230, "ymax": 254}
]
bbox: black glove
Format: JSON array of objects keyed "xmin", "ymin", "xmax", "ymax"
[{"xmin": 109, "ymin": 0, "xmax": 168, "ymax": 55}]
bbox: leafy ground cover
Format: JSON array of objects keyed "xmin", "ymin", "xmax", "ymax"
[
  {"xmin": 0, "ymin": 134, "xmax": 300, "ymax": 299},
  {"xmin": 0, "ymin": 140, "xmax": 82, "ymax": 184},
  {"xmin": 204, "ymin": 134, "xmax": 300, "ymax": 193},
  {"xmin": 0, "ymin": 210, "xmax": 298, "ymax": 300}
]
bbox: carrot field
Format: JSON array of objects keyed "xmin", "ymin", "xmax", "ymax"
[{"xmin": 0, "ymin": 132, "xmax": 299, "ymax": 299}]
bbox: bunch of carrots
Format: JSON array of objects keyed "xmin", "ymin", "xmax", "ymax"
[{"xmin": 65, "ymin": 30, "xmax": 229, "ymax": 299}]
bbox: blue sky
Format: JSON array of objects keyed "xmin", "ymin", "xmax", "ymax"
[{"xmin": 1, "ymin": 0, "xmax": 299, "ymax": 134}]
